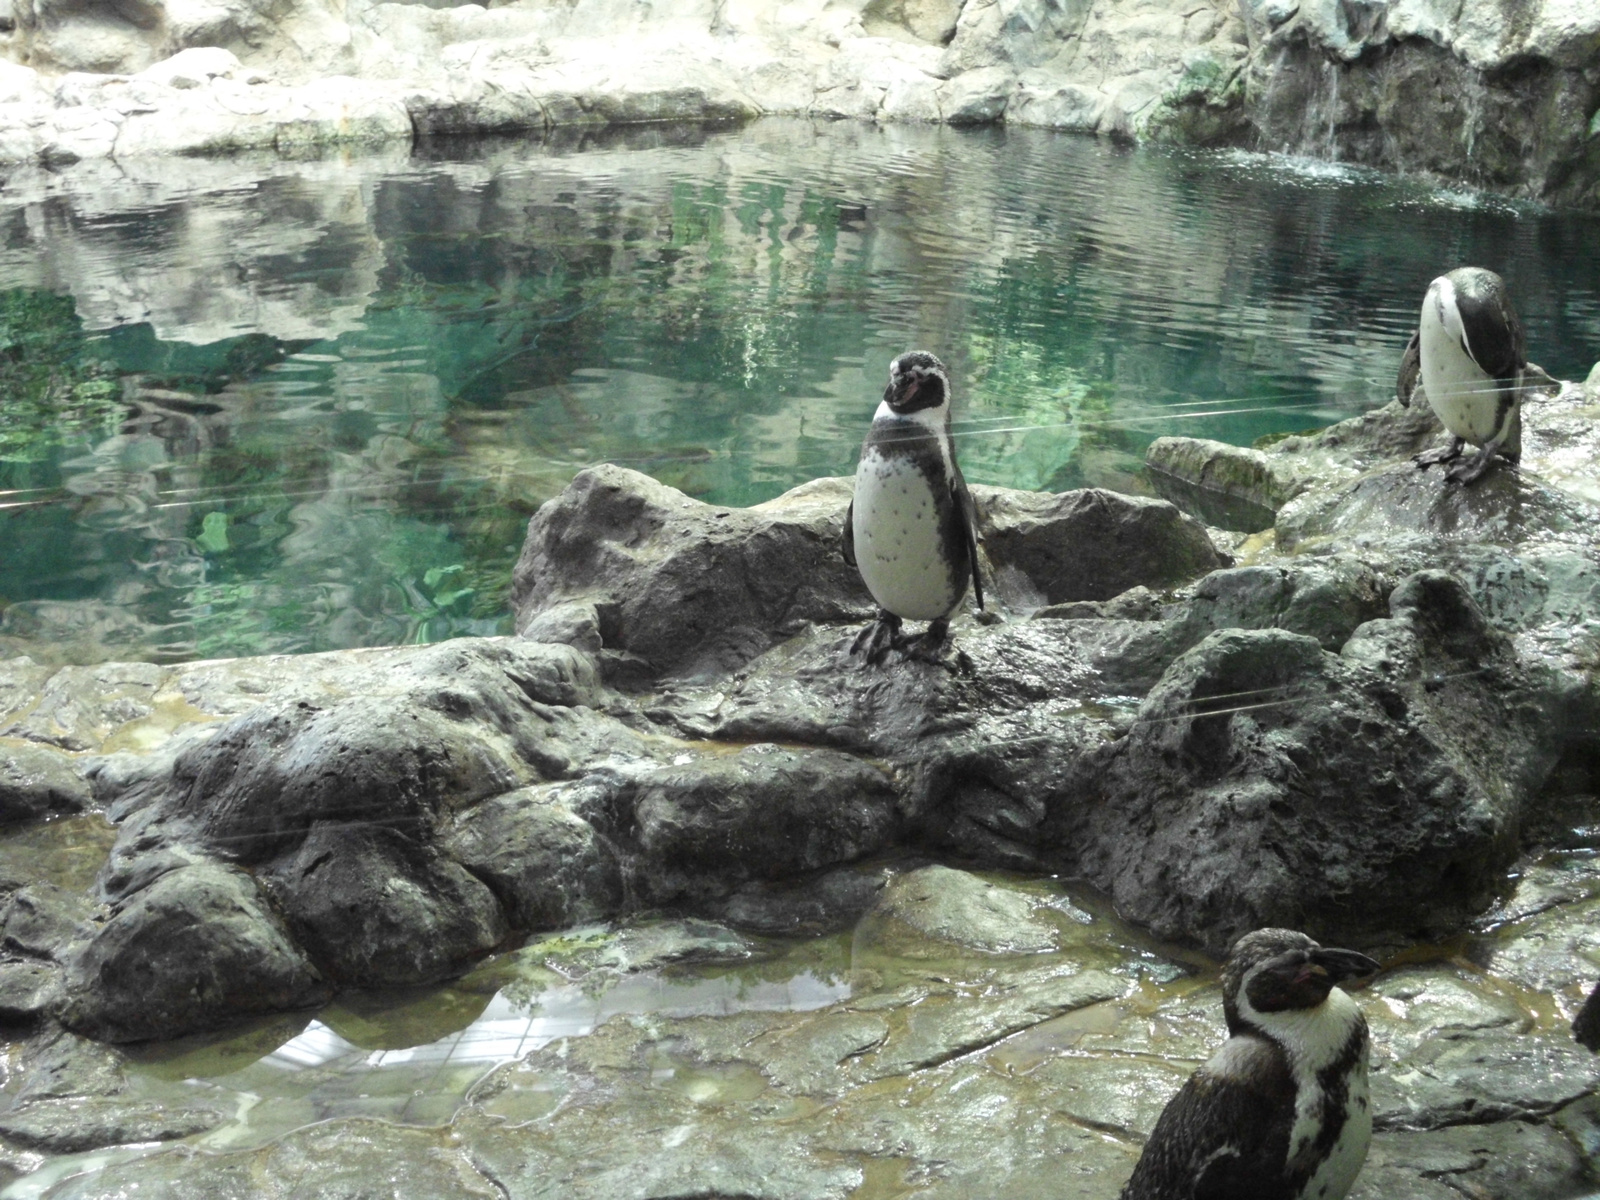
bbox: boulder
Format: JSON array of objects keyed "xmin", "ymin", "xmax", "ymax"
[
  {"xmin": 2, "ymin": 881, "xmax": 98, "ymax": 960},
  {"xmin": 972, "ymin": 485, "xmax": 1226, "ymax": 604},
  {"xmin": 512, "ymin": 467, "xmax": 866, "ymax": 681},
  {"xmin": 618, "ymin": 745, "xmax": 902, "ymax": 904},
  {"xmin": 869, "ymin": 864, "xmax": 1059, "ymax": 953},
  {"xmin": 446, "ymin": 783, "xmax": 624, "ymax": 931},
  {"xmin": 266, "ymin": 821, "xmax": 507, "ymax": 987},
  {"xmin": 1056, "ymin": 572, "xmax": 1566, "ymax": 952},
  {"xmin": 60, "ymin": 861, "xmax": 330, "ymax": 1042},
  {"xmin": 512, "ymin": 467, "xmax": 1227, "ymax": 679}
]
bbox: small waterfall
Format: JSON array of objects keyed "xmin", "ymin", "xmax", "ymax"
[{"xmin": 1323, "ymin": 59, "xmax": 1339, "ymax": 161}]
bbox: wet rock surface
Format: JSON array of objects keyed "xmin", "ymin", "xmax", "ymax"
[{"xmin": 4, "ymin": 865, "xmax": 1594, "ymax": 1198}]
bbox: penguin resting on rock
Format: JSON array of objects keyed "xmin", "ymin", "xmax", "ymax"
[
  {"xmin": 1118, "ymin": 928, "xmax": 1379, "ymax": 1200},
  {"xmin": 1399, "ymin": 267, "xmax": 1536, "ymax": 485},
  {"xmin": 843, "ymin": 351, "xmax": 983, "ymax": 665}
]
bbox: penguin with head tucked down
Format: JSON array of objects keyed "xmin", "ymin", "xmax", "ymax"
[
  {"xmin": 1400, "ymin": 267, "xmax": 1539, "ymax": 485},
  {"xmin": 1119, "ymin": 928, "xmax": 1380, "ymax": 1200},
  {"xmin": 843, "ymin": 351, "xmax": 983, "ymax": 665}
]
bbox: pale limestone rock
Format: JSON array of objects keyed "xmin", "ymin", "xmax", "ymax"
[
  {"xmin": 0, "ymin": 0, "xmax": 1590, "ymax": 210},
  {"xmin": 133, "ymin": 46, "xmax": 242, "ymax": 88},
  {"xmin": 938, "ymin": 63, "xmax": 1013, "ymax": 123}
]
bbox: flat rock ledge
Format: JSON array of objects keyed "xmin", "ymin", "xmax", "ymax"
[
  {"xmin": 1, "ymin": 436, "xmax": 1598, "ymax": 1047},
  {"xmin": 1, "ymin": 0, "xmax": 1596, "ymax": 207}
]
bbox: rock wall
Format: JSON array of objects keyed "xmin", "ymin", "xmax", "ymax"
[{"xmin": 0, "ymin": 0, "xmax": 1594, "ymax": 206}]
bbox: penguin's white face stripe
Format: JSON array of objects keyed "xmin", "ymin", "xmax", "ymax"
[
  {"xmin": 1431, "ymin": 276, "xmax": 1470, "ymax": 360},
  {"xmin": 1235, "ymin": 966, "xmax": 1363, "ymax": 1071}
]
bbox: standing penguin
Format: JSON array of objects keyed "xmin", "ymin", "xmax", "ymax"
[
  {"xmin": 1119, "ymin": 928, "xmax": 1379, "ymax": 1200},
  {"xmin": 843, "ymin": 351, "xmax": 983, "ymax": 665},
  {"xmin": 1400, "ymin": 267, "xmax": 1531, "ymax": 485}
]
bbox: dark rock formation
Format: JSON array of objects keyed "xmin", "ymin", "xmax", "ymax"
[
  {"xmin": 973, "ymin": 486, "xmax": 1227, "ymax": 604},
  {"xmin": 1235, "ymin": 0, "xmax": 1600, "ymax": 208},
  {"xmin": 60, "ymin": 862, "xmax": 330, "ymax": 1042},
  {"xmin": 1063, "ymin": 572, "xmax": 1566, "ymax": 949},
  {"xmin": 13, "ymin": 407, "xmax": 1596, "ymax": 1042},
  {"xmin": 511, "ymin": 465, "xmax": 1221, "ymax": 680}
]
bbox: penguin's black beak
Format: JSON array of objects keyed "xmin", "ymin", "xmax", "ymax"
[{"xmin": 1307, "ymin": 947, "xmax": 1381, "ymax": 987}]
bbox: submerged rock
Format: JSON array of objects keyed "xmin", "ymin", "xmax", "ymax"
[{"xmin": 869, "ymin": 864, "xmax": 1059, "ymax": 954}]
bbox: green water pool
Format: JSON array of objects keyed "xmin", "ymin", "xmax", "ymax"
[{"xmin": 1, "ymin": 120, "xmax": 1597, "ymax": 663}]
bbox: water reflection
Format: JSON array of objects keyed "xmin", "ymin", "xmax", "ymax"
[
  {"xmin": 268, "ymin": 969, "xmax": 849, "ymax": 1077},
  {"xmin": 0, "ymin": 965, "xmax": 850, "ymax": 1200},
  {"xmin": 1, "ymin": 121, "xmax": 1597, "ymax": 665}
]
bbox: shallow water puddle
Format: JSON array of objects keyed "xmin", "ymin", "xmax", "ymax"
[{"xmin": 0, "ymin": 816, "xmax": 117, "ymax": 895}]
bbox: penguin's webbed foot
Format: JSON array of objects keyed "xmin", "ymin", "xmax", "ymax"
[
  {"xmin": 850, "ymin": 611, "xmax": 902, "ymax": 666},
  {"xmin": 1445, "ymin": 442, "xmax": 1511, "ymax": 485},
  {"xmin": 896, "ymin": 617, "xmax": 950, "ymax": 664},
  {"xmin": 1413, "ymin": 437, "xmax": 1465, "ymax": 469}
]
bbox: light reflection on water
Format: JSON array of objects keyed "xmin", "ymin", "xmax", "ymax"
[
  {"xmin": 0, "ymin": 968, "xmax": 851, "ymax": 1200},
  {"xmin": 270, "ymin": 969, "xmax": 850, "ymax": 1075}
]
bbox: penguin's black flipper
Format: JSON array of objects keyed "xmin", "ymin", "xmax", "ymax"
[
  {"xmin": 1574, "ymin": 981, "xmax": 1600, "ymax": 1052},
  {"xmin": 1396, "ymin": 329, "xmax": 1420, "ymax": 408},
  {"xmin": 952, "ymin": 466, "xmax": 983, "ymax": 612},
  {"xmin": 841, "ymin": 497, "xmax": 857, "ymax": 568},
  {"xmin": 1119, "ymin": 1042, "xmax": 1293, "ymax": 1200}
]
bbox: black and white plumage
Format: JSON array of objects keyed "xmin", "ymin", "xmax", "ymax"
[
  {"xmin": 1119, "ymin": 928, "xmax": 1380, "ymax": 1200},
  {"xmin": 1399, "ymin": 266, "xmax": 1529, "ymax": 485},
  {"xmin": 842, "ymin": 351, "xmax": 983, "ymax": 665}
]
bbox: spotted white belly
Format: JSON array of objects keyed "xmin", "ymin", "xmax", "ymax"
[
  {"xmin": 1295, "ymin": 1054, "xmax": 1370, "ymax": 1200},
  {"xmin": 852, "ymin": 449, "xmax": 959, "ymax": 621},
  {"xmin": 1419, "ymin": 309, "xmax": 1507, "ymax": 446}
]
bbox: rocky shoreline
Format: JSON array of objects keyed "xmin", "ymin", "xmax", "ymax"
[
  {"xmin": 3, "ymin": 361, "xmax": 1600, "ymax": 1195},
  {"xmin": 0, "ymin": 0, "xmax": 1596, "ymax": 207}
]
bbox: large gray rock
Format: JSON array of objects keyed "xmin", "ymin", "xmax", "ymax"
[
  {"xmin": 266, "ymin": 821, "xmax": 507, "ymax": 987},
  {"xmin": 60, "ymin": 861, "xmax": 329, "ymax": 1042},
  {"xmin": 446, "ymin": 783, "xmax": 624, "ymax": 931},
  {"xmin": 868, "ymin": 863, "xmax": 1059, "ymax": 953},
  {"xmin": 617, "ymin": 745, "xmax": 902, "ymax": 905},
  {"xmin": 512, "ymin": 467, "xmax": 864, "ymax": 680},
  {"xmin": 512, "ymin": 466, "xmax": 1225, "ymax": 680},
  {"xmin": 1052, "ymin": 572, "xmax": 1567, "ymax": 952},
  {"xmin": 973, "ymin": 485, "xmax": 1226, "ymax": 604}
]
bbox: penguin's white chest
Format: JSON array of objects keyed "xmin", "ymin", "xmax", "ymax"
[
  {"xmin": 1293, "ymin": 1055, "xmax": 1370, "ymax": 1200},
  {"xmin": 852, "ymin": 449, "xmax": 960, "ymax": 621},
  {"xmin": 1419, "ymin": 308, "xmax": 1507, "ymax": 446}
]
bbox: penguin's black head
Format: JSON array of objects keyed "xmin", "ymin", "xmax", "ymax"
[
  {"xmin": 1221, "ymin": 928, "xmax": 1379, "ymax": 1034},
  {"xmin": 884, "ymin": 351, "xmax": 950, "ymax": 415}
]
